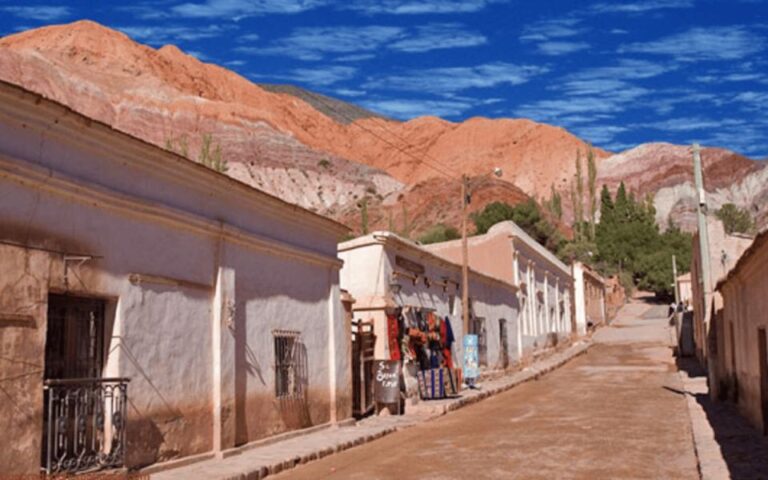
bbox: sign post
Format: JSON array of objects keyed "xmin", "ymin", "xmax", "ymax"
[{"xmin": 373, "ymin": 360, "xmax": 401, "ymax": 414}]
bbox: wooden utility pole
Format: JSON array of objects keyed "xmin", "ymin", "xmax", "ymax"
[
  {"xmin": 461, "ymin": 174, "xmax": 471, "ymax": 336},
  {"xmin": 672, "ymin": 254, "xmax": 679, "ymax": 306}
]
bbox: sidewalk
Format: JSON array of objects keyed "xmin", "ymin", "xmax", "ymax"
[
  {"xmin": 150, "ymin": 339, "xmax": 591, "ymax": 480},
  {"xmin": 677, "ymin": 359, "xmax": 768, "ymax": 480}
]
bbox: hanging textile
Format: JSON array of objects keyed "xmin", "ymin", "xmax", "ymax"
[
  {"xmin": 387, "ymin": 313, "xmax": 401, "ymax": 361},
  {"xmin": 441, "ymin": 316, "xmax": 455, "ymax": 369}
]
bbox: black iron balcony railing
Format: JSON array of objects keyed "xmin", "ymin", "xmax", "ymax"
[{"xmin": 43, "ymin": 377, "xmax": 130, "ymax": 474}]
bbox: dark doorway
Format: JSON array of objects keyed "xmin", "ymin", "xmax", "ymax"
[
  {"xmin": 499, "ymin": 319, "xmax": 509, "ymax": 369},
  {"xmin": 351, "ymin": 320, "xmax": 376, "ymax": 418},
  {"xmin": 44, "ymin": 294, "xmax": 106, "ymax": 380},
  {"xmin": 759, "ymin": 328, "xmax": 768, "ymax": 435}
]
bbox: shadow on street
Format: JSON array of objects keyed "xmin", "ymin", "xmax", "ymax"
[{"xmin": 676, "ymin": 357, "xmax": 768, "ymax": 480}]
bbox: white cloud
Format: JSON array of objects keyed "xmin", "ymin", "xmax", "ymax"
[
  {"xmin": 571, "ymin": 59, "xmax": 675, "ymax": 81},
  {"xmin": 362, "ymin": 98, "xmax": 473, "ymax": 119},
  {"xmin": 389, "ymin": 23, "xmax": 487, "ymax": 52},
  {"xmin": 336, "ymin": 54, "xmax": 377, "ymax": 62},
  {"xmin": 237, "ymin": 25, "xmax": 403, "ymax": 60},
  {"xmin": 589, "ymin": 0, "xmax": 694, "ymax": 14},
  {"xmin": 344, "ymin": 0, "xmax": 500, "ymax": 15},
  {"xmin": 335, "ymin": 88, "xmax": 367, "ymax": 97},
  {"xmin": 696, "ymin": 73, "xmax": 763, "ymax": 83},
  {"xmin": 537, "ymin": 41, "xmax": 589, "ymax": 56},
  {"xmin": 238, "ymin": 33, "xmax": 260, "ymax": 43},
  {"xmin": 639, "ymin": 117, "xmax": 748, "ymax": 132},
  {"xmin": 242, "ymin": 23, "xmax": 487, "ymax": 60},
  {"xmin": 571, "ymin": 125, "xmax": 629, "ymax": 144},
  {"xmin": 171, "ymin": 0, "xmax": 324, "ymax": 19},
  {"xmin": 620, "ymin": 26, "xmax": 765, "ymax": 61},
  {"xmin": 520, "ymin": 18, "xmax": 585, "ymax": 42},
  {"xmin": 118, "ymin": 24, "xmax": 230, "ymax": 44},
  {"xmin": 365, "ymin": 62, "xmax": 549, "ymax": 94},
  {"xmin": 1, "ymin": 5, "xmax": 71, "ymax": 21},
  {"xmin": 282, "ymin": 66, "xmax": 358, "ymax": 86}
]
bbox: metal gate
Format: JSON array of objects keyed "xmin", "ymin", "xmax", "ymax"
[
  {"xmin": 351, "ymin": 320, "xmax": 376, "ymax": 418},
  {"xmin": 42, "ymin": 294, "xmax": 129, "ymax": 474}
]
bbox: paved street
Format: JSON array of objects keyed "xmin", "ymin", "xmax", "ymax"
[{"xmin": 277, "ymin": 301, "xmax": 699, "ymax": 480}]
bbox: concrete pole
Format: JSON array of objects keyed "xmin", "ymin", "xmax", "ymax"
[
  {"xmin": 693, "ymin": 144, "xmax": 712, "ymax": 296},
  {"xmin": 461, "ymin": 174, "xmax": 471, "ymax": 336},
  {"xmin": 694, "ymin": 144, "xmax": 714, "ymax": 373}
]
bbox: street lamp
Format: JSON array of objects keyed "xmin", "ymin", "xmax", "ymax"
[{"xmin": 460, "ymin": 168, "xmax": 503, "ymax": 336}]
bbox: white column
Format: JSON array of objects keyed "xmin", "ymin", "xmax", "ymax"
[
  {"xmin": 512, "ymin": 251, "xmax": 523, "ymax": 359},
  {"xmin": 555, "ymin": 278, "xmax": 561, "ymax": 333},
  {"xmin": 212, "ymin": 264, "xmax": 236, "ymax": 455},
  {"xmin": 327, "ymin": 268, "xmax": 340, "ymax": 424},
  {"xmin": 543, "ymin": 272, "xmax": 550, "ymax": 334}
]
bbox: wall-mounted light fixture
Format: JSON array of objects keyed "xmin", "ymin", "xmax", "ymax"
[{"xmin": 389, "ymin": 282, "xmax": 403, "ymax": 294}]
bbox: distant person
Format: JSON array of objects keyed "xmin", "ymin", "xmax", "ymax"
[{"xmin": 668, "ymin": 301, "xmax": 676, "ymax": 317}]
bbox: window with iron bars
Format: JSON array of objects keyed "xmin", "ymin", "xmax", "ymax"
[{"xmin": 273, "ymin": 330, "xmax": 301, "ymax": 398}]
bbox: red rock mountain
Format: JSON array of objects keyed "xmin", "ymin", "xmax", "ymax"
[{"xmin": 0, "ymin": 21, "xmax": 763, "ymax": 235}]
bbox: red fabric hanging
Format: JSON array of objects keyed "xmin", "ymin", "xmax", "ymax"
[
  {"xmin": 441, "ymin": 318, "xmax": 453, "ymax": 369},
  {"xmin": 387, "ymin": 314, "xmax": 401, "ymax": 360}
]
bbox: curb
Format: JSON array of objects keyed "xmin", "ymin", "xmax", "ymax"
[{"xmin": 153, "ymin": 341, "xmax": 592, "ymax": 480}]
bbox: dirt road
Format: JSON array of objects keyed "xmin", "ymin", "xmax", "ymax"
[{"xmin": 276, "ymin": 301, "xmax": 699, "ymax": 479}]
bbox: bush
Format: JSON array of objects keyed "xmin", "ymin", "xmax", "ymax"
[
  {"xmin": 418, "ymin": 224, "xmax": 461, "ymax": 244},
  {"xmin": 716, "ymin": 203, "xmax": 754, "ymax": 235}
]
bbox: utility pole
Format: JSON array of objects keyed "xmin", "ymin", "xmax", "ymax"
[
  {"xmin": 693, "ymin": 144, "xmax": 712, "ymax": 301},
  {"xmin": 672, "ymin": 254, "xmax": 679, "ymax": 307},
  {"xmin": 693, "ymin": 143, "xmax": 714, "ymax": 378},
  {"xmin": 461, "ymin": 174, "xmax": 471, "ymax": 336}
]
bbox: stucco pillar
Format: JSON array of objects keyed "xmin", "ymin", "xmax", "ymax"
[
  {"xmin": 512, "ymin": 251, "xmax": 522, "ymax": 359},
  {"xmin": 555, "ymin": 278, "xmax": 561, "ymax": 333},
  {"xmin": 212, "ymin": 265, "xmax": 236, "ymax": 455},
  {"xmin": 326, "ymin": 269, "xmax": 341, "ymax": 424},
  {"xmin": 573, "ymin": 263, "xmax": 586, "ymax": 336},
  {"xmin": 544, "ymin": 273, "xmax": 550, "ymax": 334}
]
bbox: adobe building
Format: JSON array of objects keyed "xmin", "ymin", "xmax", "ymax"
[
  {"xmin": 572, "ymin": 262, "xmax": 607, "ymax": 335},
  {"xmin": 0, "ymin": 80, "xmax": 351, "ymax": 474},
  {"xmin": 338, "ymin": 232, "xmax": 521, "ymax": 401},
  {"xmin": 425, "ymin": 221, "xmax": 574, "ymax": 357},
  {"xmin": 690, "ymin": 217, "xmax": 753, "ymax": 368},
  {"xmin": 715, "ymin": 230, "xmax": 768, "ymax": 434}
]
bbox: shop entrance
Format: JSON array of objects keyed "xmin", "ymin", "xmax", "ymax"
[
  {"xmin": 351, "ymin": 319, "xmax": 376, "ymax": 418},
  {"xmin": 759, "ymin": 328, "xmax": 768, "ymax": 435},
  {"xmin": 42, "ymin": 294, "xmax": 128, "ymax": 474}
]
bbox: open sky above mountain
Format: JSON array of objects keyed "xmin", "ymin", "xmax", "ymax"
[{"xmin": 0, "ymin": 0, "xmax": 766, "ymax": 157}]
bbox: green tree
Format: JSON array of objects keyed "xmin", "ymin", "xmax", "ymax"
[
  {"xmin": 594, "ymin": 182, "xmax": 692, "ymax": 297},
  {"xmin": 198, "ymin": 133, "xmax": 228, "ymax": 173},
  {"xmin": 472, "ymin": 199, "xmax": 563, "ymax": 252},
  {"xmin": 574, "ymin": 151, "xmax": 584, "ymax": 240},
  {"xmin": 716, "ymin": 203, "xmax": 754, "ymax": 235},
  {"xmin": 546, "ymin": 183, "xmax": 563, "ymax": 220},
  {"xmin": 587, "ymin": 147, "xmax": 597, "ymax": 240},
  {"xmin": 418, "ymin": 224, "xmax": 461, "ymax": 244}
]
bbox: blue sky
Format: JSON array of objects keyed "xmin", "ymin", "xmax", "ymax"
[{"xmin": 1, "ymin": 0, "xmax": 767, "ymax": 157}]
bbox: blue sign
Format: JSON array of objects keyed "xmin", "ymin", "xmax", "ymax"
[{"xmin": 463, "ymin": 334, "xmax": 479, "ymax": 380}]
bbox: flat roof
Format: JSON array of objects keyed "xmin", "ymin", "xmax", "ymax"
[{"xmin": 0, "ymin": 78, "xmax": 350, "ymax": 236}]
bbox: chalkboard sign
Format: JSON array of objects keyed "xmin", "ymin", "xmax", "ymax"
[{"xmin": 373, "ymin": 360, "xmax": 401, "ymax": 404}]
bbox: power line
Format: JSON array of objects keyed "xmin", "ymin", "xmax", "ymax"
[{"xmin": 302, "ymin": 90, "xmax": 459, "ymax": 179}]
